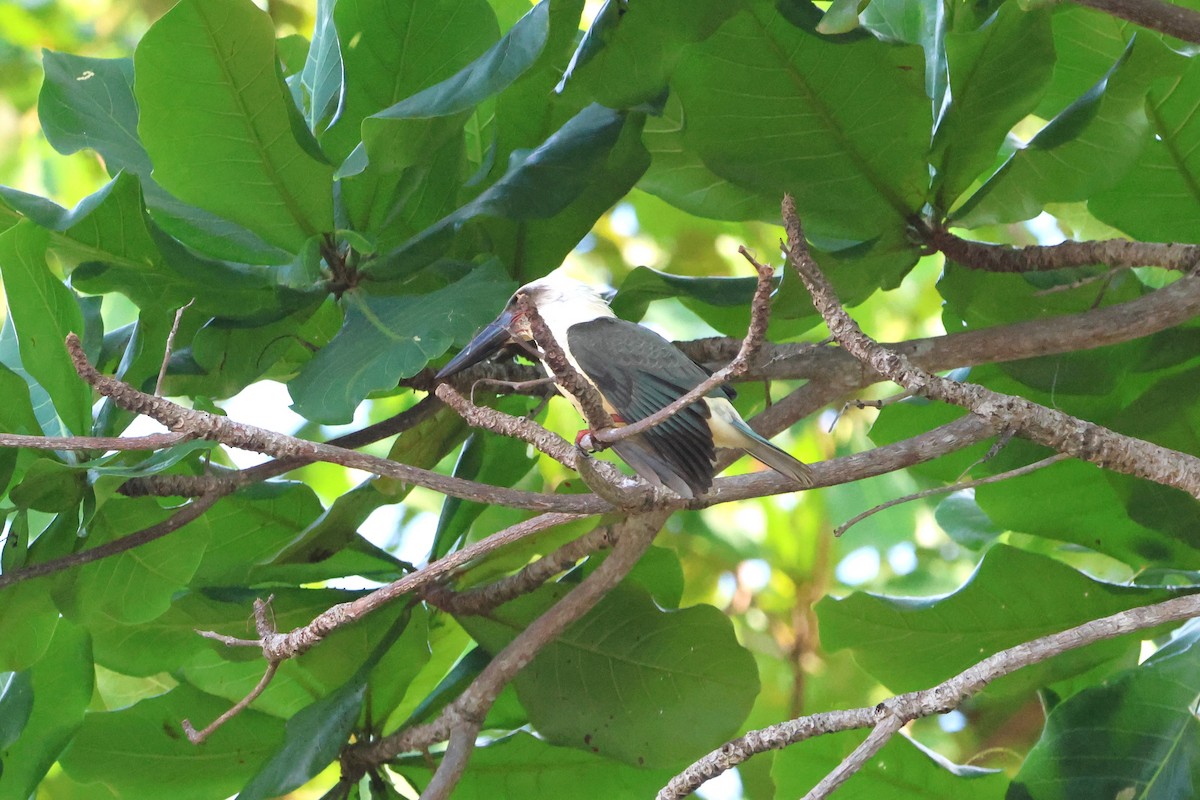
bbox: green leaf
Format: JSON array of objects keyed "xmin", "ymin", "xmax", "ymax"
[
  {"xmin": 1089, "ymin": 52, "xmax": 1200, "ymax": 242},
  {"xmin": 369, "ymin": 104, "xmax": 644, "ymax": 280},
  {"xmin": 238, "ymin": 677, "xmax": 366, "ymax": 800},
  {"xmin": 59, "ymin": 682, "xmax": 283, "ymax": 800},
  {"xmin": 955, "ymin": 35, "xmax": 1178, "ymax": 227},
  {"xmin": 0, "ymin": 671, "xmax": 34, "ymax": 750},
  {"xmin": 10, "ymin": 457, "xmax": 85, "ymax": 512},
  {"xmin": 396, "ymin": 732, "xmax": 677, "ymax": 797},
  {"xmin": 639, "ymin": 93, "xmax": 779, "ymax": 221},
  {"xmin": 298, "ymin": 0, "xmax": 342, "ymax": 133},
  {"xmin": 773, "ymin": 729, "xmax": 1007, "ymax": 800},
  {"xmin": 458, "ymin": 582, "xmax": 759, "ymax": 768},
  {"xmin": 0, "ymin": 577, "xmax": 61, "ymax": 672},
  {"xmin": 324, "ymin": 0, "xmax": 499, "ymax": 163},
  {"xmin": 54, "ymin": 497, "xmax": 211, "ymax": 625},
  {"xmin": 1009, "ymin": 623, "xmax": 1200, "ymax": 800},
  {"xmin": 60, "ymin": 173, "xmax": 287, "ymax": 320},
  {"xmin": 818, "ymin": 0, "xmax": 867, "ymax": 34},
  {"xmin": 671, "ymin": 1, "xmax": 928, "ymax": 242},
  {"xmin": 934, "ymin": 491, "xmax": 1003, "ymax": 549},
  {"xmin": 38, "ymin": 50, "xmax": 287, "ymax": 264},
  {"xmin": 558, "ymin": 0, "xmax": 736, "ymax": 108},
  {"xmin": 0, "ymin": 621, "xmax": 93, "ymax": 799},
  {"xmin": 818, "ymin": 544, "xmax": 1175, "ymax": 695},
  {"xmin": 134, "ymin": 0, "xmax": 334, "ymax": 252},
  {"xmin": 289, "ymin": 261, "xmax": 515, "ymax": 423},
  {"xmin": 0, "ymin": 222, "xmax": 91, "ymax": 436},
  {"xmin": 930, "ymin": 4, "xmax": 1054, "ymax": 212}
]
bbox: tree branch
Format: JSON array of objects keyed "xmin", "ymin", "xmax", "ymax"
[
  {"xmin": 927, "ymin": 226, "xmax": 1200, "ymax": 273},
  {"xmin": 1072, "ymin": 0, "xmax": 1200, "ymax": 43},
  {"xmin": 783, "ymin": 197, "xmax": 1200, "ymax": 499},
  {"xmin": 0, "ymin": 431, "xmax": 189, "ymax": 451},
  {"xmin": 658, "ymin": 591, "xmax": 1200, "ymax": 799},
  {"xmin": 343, "ymin": 510, "xmax": 670, "ymax": 789}
]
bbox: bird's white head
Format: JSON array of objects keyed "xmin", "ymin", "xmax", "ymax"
[{"xmin": 517, "ymin": 274, "xmax": 614, "ymax": 338}]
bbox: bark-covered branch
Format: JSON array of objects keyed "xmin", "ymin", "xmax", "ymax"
[
  {"xmin": 927, "ymin": 226, "xmax": 1200, "ymax": 273},
  {"xmin": 783, "ymin": 197, "xmax": 1200, "ymax": 498},
  {"xmin": 659, "ymin": 591, "xmax": 1200, "ymax": 799},
  {"xmin": 1072, "ymin": 0, "xmax": 1200, "ymax": 43}
]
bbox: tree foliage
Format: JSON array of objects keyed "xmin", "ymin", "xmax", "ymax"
[{"xmin": 1, "ymin": 0, "xmax": 1199, "ymax": 798}]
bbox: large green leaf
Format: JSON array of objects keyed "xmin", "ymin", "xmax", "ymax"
[
  {"xmin": 59, "ymin": 682, "xmax": 283, "ymax": 800},
  {"xmin": 288, "ymin": 260, "xmax": 515, "ymax": 423},
  {"xmin": 1089, "ymin": 53, "xmax": 1200, "ymax": 242},
  {"xmin": 558, "ymin": 0, "xmax": 736, "ymax": 109},
  {"xmin": 955, "ymin": 35, "xmax": 1179, "ymax": 227},
  {"xmin": 930, "ymin": 4, "xmax": 1054, "ymax": 212},
  {"xmin": 396, "ymin": 732, "xmax": 677, "ymax": 798},
  {"xmin": 0, "ymin": 621, "xmax": 92, "ymax": 799},
  {"xmin": 773, "ymin": 729, "xmax": 1007, "ymax": 800},
  {"xmin": 58, "ymin": 172, "xmax": 287, "ymax": 319},
  {"xmin": 323, "ymin": 0, "xmax": 499, "ymax": 163},
  {"xmin": 0, "ymin": 222, "xmax": 91, "ymax": 436},
  {"xmin": 368, "ymin": 104, "xmax": 643, "ymax": 280},
  {"xmin": 1009, "ymin": 623, "xmax": 1200, "ymax": 800},
  {"xmin": 38, "ymin": 50, "xmax": 286, "ymax": 263},
  {"xmin": 459, "ymin": 582, "xmax": 759, "ymax": 768},
  {"xmin": 134, "ymin": 0, "xmax": 334, "ymax": 253},
  {"xmin": 818, "ymin": 545, "xmax": 1175, "ymax": 694},
  {"xmin": 671, "ymin": 0, "xmax": 928, "ymax": 242},
  {"xmin": 53, "ymin": 497, "xmax": 211, "ymax": 626}
]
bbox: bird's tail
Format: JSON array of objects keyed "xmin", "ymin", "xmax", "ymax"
[{"xmin": 733, "ymin": 421, "xmax": 814, "ymax": 488}]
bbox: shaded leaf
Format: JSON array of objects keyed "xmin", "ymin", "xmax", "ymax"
[
  {"xmin": 1009, "ymin": 623, "xmax": 1200, "ymax": 800},
  {"xmin": 0, "ymin": 222, "xmax": 90, "ymax": 435},
  {"xmin": 459, "ymin": 582, "xmax": 759, "ymax": 768},
  {"xmin": 60, "ymin": 682, "xmax": 282, "ymax": 800},
  {"xmin": 818, "ymin": 544, "xmax": 1175, "ymax": 695},
  {"xmin": 395, "ymin": 732, "xmax": 677, "ymax": 797},
  {"xmin": 0, "ymin": 621, "xmax": 92, "ymax": 798},
  {"xmin": 289, "ymin": 260, "xmax": 515, "ymax": 423}
]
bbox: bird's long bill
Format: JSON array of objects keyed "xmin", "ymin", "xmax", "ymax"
[{"xmin": 435, "ymin": 310, "xmax": 517, "ymax": 380}]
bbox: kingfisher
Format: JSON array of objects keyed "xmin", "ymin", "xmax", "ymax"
[{"xmin": 436, "ymin": 275, "xmax": 813, "ymax": 498}]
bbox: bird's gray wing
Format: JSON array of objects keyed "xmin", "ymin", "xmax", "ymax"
[{"xmin": 567, "ymin": 318, "xmax": 716, "ymax": 496}]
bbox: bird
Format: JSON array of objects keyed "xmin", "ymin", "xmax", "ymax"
[{"xmin": 435, "ymin": 274, "xmax": 813, "ymax": 498}]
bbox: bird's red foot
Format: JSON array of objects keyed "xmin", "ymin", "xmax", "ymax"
[{"xmin": 575, "ymin": 428, "xmax": 595, "ymax": 450}]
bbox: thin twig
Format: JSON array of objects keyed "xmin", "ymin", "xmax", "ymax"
[
  {"xmin": 182, "ymin": 662, "xmax": 279, "ymax": 744},
  {"xmin": 658, "ymin": 591, "xmax": 1200, "ymax": 799},
  {"xmin": 927, "ymin": 226, "xmax": 1200, "ymax": 272},
  {"xmin": 834, "ymin": 453, "xmax": 1068, "ymax": 537},
  {"xmin": 0, "ymin": 492, "xmax": 224, "ymax": 590},
  {"xmin": 1073, "ymin": 0, "xmax": 1200, "ymax": 44},
  {"xmin": 156, "ymin": 298, "xmax": 194, "ymax": 396},
  {"xmin": 802, "ymin": 713, "xmax": 906, "ymax": 800}
]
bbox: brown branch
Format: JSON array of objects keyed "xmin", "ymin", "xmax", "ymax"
[
  {"xmin": 0, "ymin": 492, "xmax": 224, "ymax": 590},
  {"xmin": 833, "ymin": 453, "xmax": 1069, "ymax": 537},
  {"xmin": 591, "ymin": 250, "xmax": 774, "ymax": 447},
  {"xmin": 198, "ymin": 511, "xmax": 587, "ymax": 663},
  {"xmin": 65, "ymin": 333, "xmax": 611, "ymax": 515},
  {"xmin": 783, "ymin": 197, "xmax": 1200, "ymax": 498},
  {"xmin": 426, "ymin": 523, "xmax": 618, "ymax": 616},
  {"xmin": 344, "ymin": 510, "xmax": 670, "ymax": 787},
  {"xmin": 658, "ymin": 591, "xmax": 1200, "ymax": 799},
  {"xmin": 182, "ymin": 661, "xmax": 279, "ymax": 744},
  {"xmin": 435, "ymin": 384, "xmax": 577, "ymax": 468},
  {"xmin": 802, "ymin": 714, "xmax": 906, "ymax": 800},
  {"xmin": 119, "ymin": 395, "xmax": 446, "ymax": 497},
  {"xmin": 1072, "ymin": 0, "xmax": 1200, "ymax": 43},
  {"xmin": 927, "ymin": 227, "xmax": 1200, "ymax": 273},
  {"xmin": 0, "ymin": 431, "xmax": 189, "ymax": 451},
  {"xmin": 156, "ymin": 298, "xmax": 194, "ymax": 396}
]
